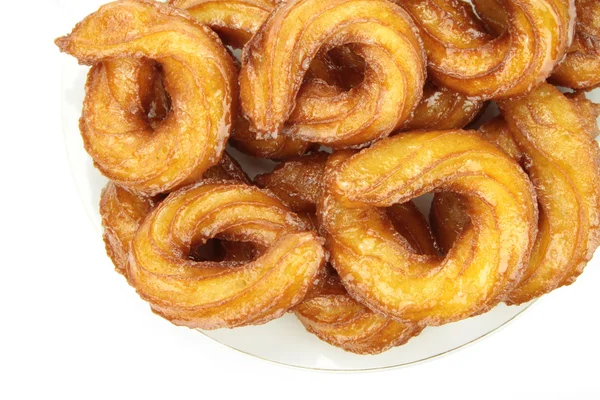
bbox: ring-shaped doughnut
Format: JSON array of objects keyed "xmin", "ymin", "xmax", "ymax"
[
  {"xmin": 400, "ymin": 0, "xmax": 574, "ymax": 99},
  {"xmin": 240, "ymin": 0, "xmax": 426, "ymax": 149},
  {"xmin": 319, "ymin": 132, "xmax": 538, "ymax": 324},
  {"xmin": 55, "ymin": 0, "xmax": 238, "ymax": 195},
  {"xmin": 128, "ymin": 181, "xmax": 326, "ymax": 329}
]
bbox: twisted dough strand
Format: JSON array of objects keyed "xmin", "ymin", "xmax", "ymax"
[
  {"xmin": 400, "ymin": 0, "xmax": 574, "ymax": 99},
  {"xmin": 128, "ymin": 182, "xmax": 325, "ymax": 329},
  {"xmin": 240, "ymin": 0, "xmax": 426, "ymax": 149},
  {"xmin": 56, "ymin": 0, "xmax": 238, "ymax": 195},
  {"xmin": 431, "ymin": 86, "xmax": 600, "ymax": 304},
  {"xmin": 500, "ymin": 85, "xmax": 600, "ymax": 303},
  {"xmin": 473, "ymin": 0, "xmax": 600, "ymax": 90},
  {"xmin": 256, "ymin": 154, "xmax": 434, "ymax": 354},
  {"xmin": 321, "ymin": 131, "xmax": 537, "ymax": 324},
  {"xmin": 100, "ymin": 152, "xmax": 250, "ymax": 275},
  {"xmin": 171, "ymin": 0, "xmax": 319, "ymax": 158}
]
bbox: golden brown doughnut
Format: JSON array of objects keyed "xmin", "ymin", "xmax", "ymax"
[
  {"xmin": 128, "ymin": 181, "xmax": 326, "ymax": 329},
  {"xmin": 400, "ymin": 0, "xmax": 574, "ymax": 99},
  {"xmin": 498, "ymin": 85, "xmax": 600, "ymax": 303},
  {"xmin": 240, "ymin": 0, "xmax": 426, "ymax": 149},
  {"xmin": 55, "ymin": 0, "xmax": 238, "ymax": 195},
  {"xmin": 431, "ymin": 84, "xmax": 600, "ymax": 305},
  {"xmin": 256, "ymin": 154, "xmax": 436, "ymax": 354},
  {"xmin": 100, "ymin": 152, "xmax": 250, "ymax": 276},
  {"xmin": 320, "ymin": 132, "xmax": 538, "ymax": 325},
  {"xmin": 473, "ymin": 0, "xmax": 600, "ymax": 90}
]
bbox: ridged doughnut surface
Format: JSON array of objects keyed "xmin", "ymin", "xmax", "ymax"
[
  {"xmin": 170, "ymin": 0, "xmax": 276, "ymax": 47},
  {"xmin": 240, "ymin": 0, "xmax": 426, "ymax": 148},
  {"xmin": 55, "ymin": 0, "xmax": 238, "ymax": 195},
  {"xmin": 100, "ymin": 152, "xmax": 250, "ymax": 275},
  {"xmin": 431, "ymin": 86, "xmax": 600, "ymax": 305},
  {"xmin": 320, "ymin": 131, "xmax": 538, "ymax": 324},
  {"xmin": 256, "ymin": 154, "xmax": 433, "ymax": 354},
  {"xmin": 473, "ymin": 0, "xmax": 600, "ymax": 90},
  {"xmin": 552, "ymin": 0, "xmax": 600, "ymax": 88},
  {"xmin": 171, "ymin": 0, "xmax": 319, "ymax": 159},
  {"xmin": 401, "ymin": 0, "xmax": 574, "ymax": 99},
  {"xmin": 128, "ymin": 182, "xmax": 325, "ymax": 329},
  {"xmin": 500, "ymin": 85, "xmax": 600, "ymax": 303}
]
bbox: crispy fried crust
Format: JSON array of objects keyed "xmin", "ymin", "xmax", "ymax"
[
  {"xmin": 55, "ymin": 0, "xmax": 238, "ymax": 195},
  {"xmin": 295, "ymin": 202, "xmax": 436, "ymax": 355},
  {"xmin": 403, "ymin": 82, "xmax": 486, "ymax": 131},
  {"xmin": 551, "ymin": 0, "xmax": 600, "ymax": 89},
  {"xmin": 400, "ymin": 0, "xmax": 573, "ymax": 99},
  {"xmin": 170, "ymin": 0, "xmax": 277, "ymax": 48},
  {"xmin": 127, "ymin": 181, "xmax": 325, "ymax": 329},
  {"xmin": 320, "ymin": 132, "xmax": 538, "ymax": 325},
  {"xmin": 169, "ymin": 0, "xmax": 310, "ymax": 159},
  {"xmin": 100, "ymin": 152, "xmax": 250, "ymax": 276},
  {"xmin": 499, "ymin": 85, "xmax": 600, "ymax": 304},
  {"xmin": 255, "ymin": 153, "xmax": 329, "ymax": 213},
  {"xmin": 100, "ymin": 183, "xmax": 156, "ymax": 276},
  {"xmin": 257, "ymin": 154, "xmax": 435, "ymax": 354},
  {"xmin": 240, "ymin": 0, "xmax": 426, "ymax": 149},
  {"xmin": 474, "ymin": 0, "xmax": 600, "ymax": 90},
  {"xmin": 431, "ymin": 85, "xmax": 600, "ymax": 305}
]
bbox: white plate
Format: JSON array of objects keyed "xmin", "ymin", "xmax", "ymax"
[{"xmin": 60, "ymin": 41, "xmax": 600, "ymax": 372}]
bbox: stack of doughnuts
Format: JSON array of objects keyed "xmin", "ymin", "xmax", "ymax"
[{"xmin": 56, "ymin": 0, "xmax": 600, "ymax": 354}]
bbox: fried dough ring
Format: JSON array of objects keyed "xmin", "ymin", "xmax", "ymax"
[
  {"xmin": 100, "ymin": 152, "xmax": 250, "ymax": 275},
  {"xmin": 256, "ymin": 154, "xmax": 435, "ymax": 354},
  {"xmin": 55, "ymin": 0, "xmax": 238, "ymax": 195},
  {"xmin": 320, "ymin": 132, "xmax": 538, "ymax": 324},
  {"xmin": 128, "ymin": 181, "xmax": 325, "ymax": 329},
  {"xmin": 473, "ymin": 0, "xmax": 600, "ymax": 90},
  {"xmin": 400, "ymin": 0, "xmax": 574, "ymax": 99},
  {"xmin": 432, "ymin": 86, "xmax": 600, "ymax": 305},
  {"xmin": 552, "ymin": 0, "xmax": 600, "ymax": 89},
  {"xmin": 240, "ymin": 0, "xmax": 426, "ymax": 149}
]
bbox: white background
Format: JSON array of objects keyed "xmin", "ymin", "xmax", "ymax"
[{"xmin": 1, "ymin": 1, "xmax": 598, "ymax": 398}]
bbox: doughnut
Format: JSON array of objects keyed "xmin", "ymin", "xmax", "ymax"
[
  {"xmin": 400, "ymin": 0, "xmax": 574, "ymax": 99},
  {"xmin": 552, "ymin": 0, "xmax": 600, "ymax": 89},
  {"xmin": 240, "ymin": 0, "xmax": 426, "ymax": 149},
  {"xmin": 432, "ymin": 85, "xmax": 600, "ymax": 305},
  {"xmin": 100, "ymin": 152, "xmax": 250, "ymax": 276},
  {"xmin": 55, "ymin": 0, "xmax": 238, "ymax": 195},
  {"xmin": 473, "ymin": 0, "xmax": 600, "ymax": 90},
  {"xmin": 319, "ymin": 132, "xmax": 538, "ymax": 325},
  {"xmin": 128, "ymin": 181, "xmax": 326, "ymax": 329},
  {"xmin": 256, "ymin": 154, "xmax": 436, "ymax": 354}
]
